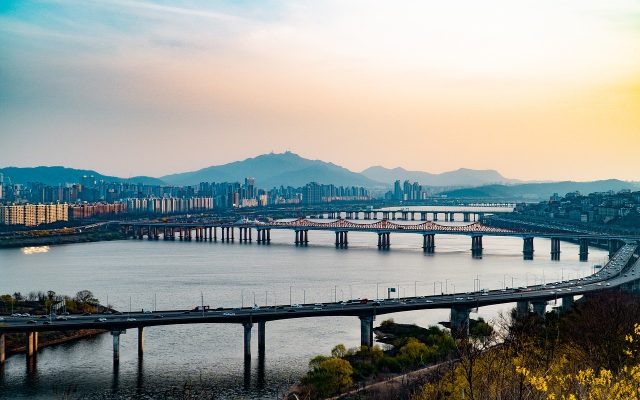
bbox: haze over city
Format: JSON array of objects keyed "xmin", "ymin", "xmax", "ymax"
[{"xmin": 2, "ymin": 0, "xmax": 640, "ymax": 181}]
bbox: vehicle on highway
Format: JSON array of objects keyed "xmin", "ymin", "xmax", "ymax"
[
  {"xmin": 222, "ymin": 312, "xmax": 235, "ymax": 316},
  {"xmin": 96, "ymin": 317, "xmax": 107, "ymax": 322}
]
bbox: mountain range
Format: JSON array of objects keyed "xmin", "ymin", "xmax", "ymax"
[
  {"xmin": 1, "ymin": 152, "xmax": 638, "ymax": 199},
  {"xmin": 360, "ymin": 166, "xmax": 518, "ymax": 187},
  {"xmin": 0, "ymin": 166, "xmax": 163, "ymax": 186}
]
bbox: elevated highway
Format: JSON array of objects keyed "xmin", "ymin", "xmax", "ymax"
[{"xmin": 2, "ymin": 243, "xmax": 638, "ymax": 365}]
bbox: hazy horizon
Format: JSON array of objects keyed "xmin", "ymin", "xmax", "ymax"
[{"xmin": 1, "ymin": 1, "xmax": 639, "ymax": 181}]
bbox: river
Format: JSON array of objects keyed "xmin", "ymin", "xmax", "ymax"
[{"xmin": 0, "ymin": 215, "xmax": 607, "ymax": 399}]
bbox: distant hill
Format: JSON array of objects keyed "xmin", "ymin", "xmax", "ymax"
[
  {"xmin": 0, "ymin": 166, "xmax": 164, "ymax": 186},
  {"xmin": 161, "ymin": 151, "xmax": 384, "ymax": 188},
  {"xmin": 440, "ymin": 180, "xmax": 640, "ymax": 201},
  {"xmin": 361, "ymin": 166, "xmax": 518, "ymax": 187}
]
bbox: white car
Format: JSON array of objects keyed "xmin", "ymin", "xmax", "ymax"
[{"xmin": 223, "ymin": 312, "xmax": 235, "ymax": 316}]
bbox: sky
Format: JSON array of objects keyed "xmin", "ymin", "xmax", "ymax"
[{"xmin": 1, "ymin": 0, "xmax": 639, "ymax": 181}]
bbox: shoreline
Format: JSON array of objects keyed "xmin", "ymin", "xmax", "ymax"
[
  {"xmin": 0, "ymin": 230, "xmax": 125, "ymax": 249},
  {"xmin": 5, "ymin": 329, "xmax": 107, "ymax": 358}
]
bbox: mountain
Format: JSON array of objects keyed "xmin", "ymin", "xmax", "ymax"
[
  {"xmin": 0, "ymin": 166, "xmax": 164, "ymax": 186},
  {"xmin": 361, "ymin": 166, "xmax": 518, "ymax": 187},
  {"xmin": 160, "ymin": 151, "xmax": 384, "ymax": 188},
  {"xmin": 440, "ymin": 180, "xmax": 640, "ymax": 201}
]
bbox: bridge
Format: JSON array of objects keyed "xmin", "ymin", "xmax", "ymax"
[
  {"xmin": 2, "ymin": 242, "xmax": 639, "ymax": 367},
  {"xmin": 305, "ymin": 208, "xmax": 513, "ymax": 223},
  {"xmin": 118, "ymin": 218, "xmax": 640, "ymax": 261}
]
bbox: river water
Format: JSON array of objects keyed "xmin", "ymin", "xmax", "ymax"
[{"xmin": 0, "ymin": 215, "xmax": 607, "ymax": 399}]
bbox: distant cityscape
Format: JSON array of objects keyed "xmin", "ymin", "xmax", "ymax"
[{"xmin": 0, "ymin": 173, "xmax": 372, "ymax": 226}]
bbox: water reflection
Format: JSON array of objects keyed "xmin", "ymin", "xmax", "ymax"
[{"xmin": 20, "ymin": 246, "xmax": 49, "ymax": 255}]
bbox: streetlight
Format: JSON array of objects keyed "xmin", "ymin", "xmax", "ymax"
[
  {"xmin": 445, "ymin": 279, "xmax": 450, "ymax": 294},
  {"xmin": 414, "ymin": 281, "xmax": 417, "ymax": 297}
]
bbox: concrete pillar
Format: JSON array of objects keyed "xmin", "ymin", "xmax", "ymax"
[
  {"xmin": 561, "ymin": 295, "xmax": 574, "ymax": 313},
  {"xmin": 231, "ymin": 227, "xmax": 234, "ymax": 242},
  {"xmin": 304, "ymin": 230, "xmax": 309, "ymax": 244},
  {"xmin": 378, "ymin": 233, "xmax": 382, "ymax": 248},
  {"xmin": 267, "ymin": 229, "xmax": 271, "ymax": 243},
  {"xmin": 25, "ymin": 332, "xmax": 37, "ymax": 358},
  {"xmin": 335, "ymin": 231, "xmax": 339, "ymax": 247},
  {"xmin": 386, "ymin": 233, "xmax": 390, "ymax": 248},
  {"xmin": 249, "ymin": 228, "xmax": 252, "ymax": 242},
  {"xmin": 0, "ymin": 333, "xmax": 5, "ymax": 365},
  {"xmin": 516, "ymin": 301, "xmax": 529, "ymax": 317},
  {"xmin": 111, "ymin": 330, "xmax": 123, "ymax": 363},
  {"xmin": 523, "ymin": 237, "xmax": 534, "ymax": 260},
  {"xmin": 471, "ymin": 235, "xmax": 483, "ymax": 258},
  {"xmin": 243, "ymin": 322, "xmax": 253, "ymax": 359},
  {"xmin": 138, "ymin": 327, "xmax": 144, "ymax": 357},
  {"xmin": 359, "ymin": 315, "xmax": 374, "ymax": 347},
  {"xmin": 579, "ymin": 239, "xmax": 589, "ymax": 262},
  {"xmin": 531, "ymin": 301, "xmax": 546, "ymax": 317},
  {"xmin": 608, "ymin": 239, "xmax": 619, "ymax": 258},
  {"xmin": 258, "ymin": 321, "xmax": 266, "ymax": 357},
  {"xmin": 551, "ymin": 238, "xmax": 561, "ymax": 261},
  {"xmin": 450, "ymin": 307, "xmax": 470, "ymax": 338},
  {"xmin": 424, "ymin": 234, "xmax": 435, "ymax": 253}
]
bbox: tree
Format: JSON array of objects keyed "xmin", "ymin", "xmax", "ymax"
[
  {"xmin": 399, "ymin": 338, "xmax": 434, "ymax": 367},
  {"xmin": 331, "ymin": 344, "xmax": 347, "ymax": 358},
  {"xmin": 302, "ymin": 358, "xmax": 353, "ymax": 399}
]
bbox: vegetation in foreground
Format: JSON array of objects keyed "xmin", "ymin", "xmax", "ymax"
[
  {"xmin": 413, "ymin": 291, "xmax": 640, "ymax": 400},
  {"xmin": 296, "ymin": 318, "xmax": 493, "ymax": 399}
]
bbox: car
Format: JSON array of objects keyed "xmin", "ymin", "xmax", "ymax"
[
  {"xmin": 372, "ymin": 302, "xmax": 381, "ymax": 306},
  {"xmin": 577, "ymin": 286, "xmax": 583, "ymax": 289},
  {"xmin": 596, "ymin": 283, "xmax": 603, "ymax": 286},
  {"xmin": 287, "ymin": 309, "xmax": 296, "ymax": 313},
  {"xmin": 43, "ymin": 321, "xmax": 51, "ymax": 325},
  {"xmin": 313, "ymin": 307, "xmax": 323, "ymax": 310},
  {"xmin": 126, "ymin": 318, "xmax": 137, "ymax": 322},
  {"xmin": 605, "ymin": 283, "xmax": 611, "ymax": 286},
  {"xmin": 223, "ymin": 312, "xmax": 235, "ymax": 316},
  {"xmin": 154, "ymin": 314, "xmax": 164, "ymax": 318},
  {"xmin": 144, "ymin": 310, "xmax": 152, "ymax": 314},
  {"xmin": 455, "ymin": 297, "xmax": 464, "ymax": 301},
  {"xmin": 425, "ymin": 300, "xmax": 434, "ymax": 303},
  {"xmin": 467, "ymin": 297, "xmax": 474, "ymax": 300},
  {"xmin": 55, "ymin": 316, "xmax": 68, "ymax": 320},
  {"xmin": 481, "ymin": 293, "xmax": 489, "ymax": 296},
  {"xmin": 252, "ymin": 305, "xmax": 260, "ymax": 310},
  {"xmin": 114, "ymin": 311, "xmax": 123, "ymax": 315},
  {"xmin": 0, "ymin": 317, "xmax": 4, "ymax": 321},
  {"xmin": 314, "ymin": 303, "xmax": 323, "ymax": 307},
  {"xmin": 82, "ymin": 312, "xmax": 91, "ymax": 316},
  {"xmin": 292, "ymin": 304, "xmax": 303, "ymax": 308},
  {"xmin": 96, "ymin": 317, "xmax": 107, "ymax": 322},
  {"xmin": 27, "ymin": 320, "xmax": 37, "ymax": 324}
]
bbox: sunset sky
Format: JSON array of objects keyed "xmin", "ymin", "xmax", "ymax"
[{"xmin": 1, "ymin": 1, "xmax": 639, "ymax": 181}]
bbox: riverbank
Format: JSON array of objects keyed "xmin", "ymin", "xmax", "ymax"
[
  {"xmin": 4, "ymin": 329, "xmax": 107, "ymax": 357},
  {"xmin": 0, "ymin": 228, "xmax": 124, "ymax": 248}
]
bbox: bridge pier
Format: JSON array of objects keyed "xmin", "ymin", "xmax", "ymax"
[
  {"xmin": 111, "ymin": 330, "xmax": 125, "ymax": 364},
  {"xmin": 561, "ymin": 295, "xmax": 574, "ymax": 314},
  {"xmin": 531, "ymin": 301, "xmax": 547, "ymax": 317},
  {"xmin": 579, "ymin": 239, "xmax": 589, "ymax": 262},
  {"xmin": 516, "ymin": 301, "xmax": 529, "ymax": 317},
  {"xmin": 450, "ymin": 306, "xmax": 470, "ymax": 338},
  {"xmin": 423, "ymin": 234, "xmax": 435, "ymax": 253},
  {"xmin": 243, "ymin": 322, "xmax": 253, "ymax": 359},
  {"xmin": 258, "ymin": 321, "xmax": 266, "ymax": 357},
  {"xmin": 608, "ymin": 239, "xmax": 621, "ymax": 258},
  {"xmin": 336, "ymin": 231, "xmax": 349, "ymax": 247},
  {"xmin": 523, "ymin": 237, "xmax": 534, "ymax": 260},
  {"xmin": 471, "ymin": 235, "xmax": 483, "ymax": 258},
  {"xmin": 25, "ymin": 331, "xmax": 38, "ymax": 359},
  {"xmin": 378, "ymin": 232, "xmax": 390, "ymax": 249},
  {"xmin": 138, "ymin": 327, "xmax": 144, "ymax": 357},
  {"xmin": 551, "ymin": 238, "xmax": 561, "ymax": 261},
  {"xmin": 0, "ymin": 333, "xmax": 5, "ymax": 366},
  {"xmin": 359, "ymin": 315, "xmax": 374, "ymax": 347}
]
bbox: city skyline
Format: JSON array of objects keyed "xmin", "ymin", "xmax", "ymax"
[{"xmin": 1, "ymin": 1, "xmax": 639, "ymax": 181}]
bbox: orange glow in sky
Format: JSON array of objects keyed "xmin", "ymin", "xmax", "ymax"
[{"xmin": 1, "ymin": 0, "xmax": 639, "ymax": 181}]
